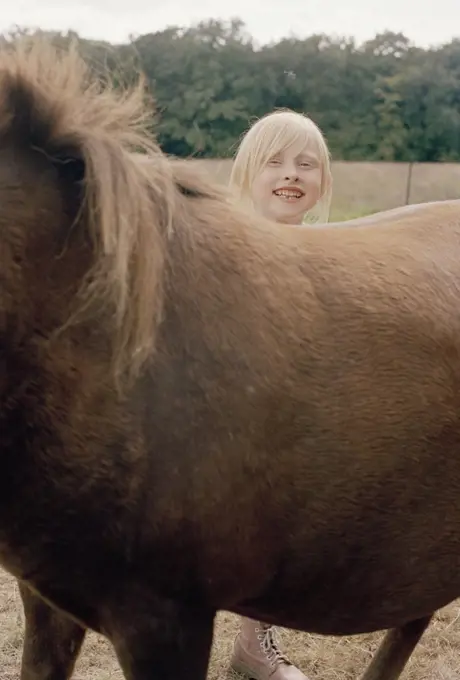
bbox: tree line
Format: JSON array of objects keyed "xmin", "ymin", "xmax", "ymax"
[{"xmin": 4, "ymin": 20, "xmax": 460, "ymax": 161}]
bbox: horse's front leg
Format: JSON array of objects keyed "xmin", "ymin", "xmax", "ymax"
[
  {"xmin": 359, "ymin": 615, "xmax": 432, "ymax": 680},
  {"xmin": 18, "ymin": 581, "xmax": 87, "ymax": 680},
  {"xmin": 109, "ymin": 594, "xmax": 215, "ymax": 680}
]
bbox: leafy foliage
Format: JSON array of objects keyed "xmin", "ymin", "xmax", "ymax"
[{"xmin": 4, "ymin": 22, "xmax": 460, "ymax": 160}]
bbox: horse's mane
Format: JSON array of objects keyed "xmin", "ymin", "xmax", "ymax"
[{"xmin": 0, "ymin": 35, "xmax": 181, "ymax": 385}]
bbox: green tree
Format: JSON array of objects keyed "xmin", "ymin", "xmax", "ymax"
[{"xmin": 3, "ymin": 22, "xmax": 460, "ymax": 162}]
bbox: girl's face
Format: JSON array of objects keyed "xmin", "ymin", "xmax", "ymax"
[{"xmin": 250, "ymin": 142, "xmax": 323, "ymax": 225}]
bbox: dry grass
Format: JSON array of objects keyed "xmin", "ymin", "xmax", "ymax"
[{"xmin": 1, "ymin": 569, "xmax": 459, "ymax": 680}]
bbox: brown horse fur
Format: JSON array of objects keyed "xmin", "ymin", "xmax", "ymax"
[{"xmin": 2, "ymin": 35, "xmax": 460, "ymax": 680}]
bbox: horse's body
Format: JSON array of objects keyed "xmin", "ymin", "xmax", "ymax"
[{"xmin": 1, "ymin": 37, "xmax": 460, "ymax": 680}]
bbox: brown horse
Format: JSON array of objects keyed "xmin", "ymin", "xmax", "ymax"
[{"xmin": 1, "ymin": 35, "xmax": 460, "ymax": 680}]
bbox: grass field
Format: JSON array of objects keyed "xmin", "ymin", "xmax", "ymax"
[{"xmin": 1, "ymin": 568, "xmax": 459, "ymax": 680}]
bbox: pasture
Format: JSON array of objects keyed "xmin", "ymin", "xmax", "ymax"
[{"xmin": 0, "ymin": 569, "xmax": 459, "ymax": 679}]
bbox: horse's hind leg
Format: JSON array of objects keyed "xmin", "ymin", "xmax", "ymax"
[
  {"xmin": 109, "ymin": 596, "xmax": 215, "ymax": 680},
  {"xmin": 18, "ymin": 582, "xmax": 86, "ymax": 680},
  {"xmin": 359, "ymin": 615, "xmax": 432, "ymax": 680}
]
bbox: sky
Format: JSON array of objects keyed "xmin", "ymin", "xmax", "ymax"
[{"xmin": 1, "ymin": 0, "xmax": 459, "ymax": 49}]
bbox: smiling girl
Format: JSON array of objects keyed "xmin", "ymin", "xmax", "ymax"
[
  {"xmin": 229, "ymin": 109, "xmax": 332, "ymax": 227},
  {"xmin": 227, "ymin": 109, "xmax": 333, "ymax": 680}
]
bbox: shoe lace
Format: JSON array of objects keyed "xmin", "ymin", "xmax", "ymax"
[{"xmin": 256, "ymin": 625, "xmax": 291, "ymax": 668}]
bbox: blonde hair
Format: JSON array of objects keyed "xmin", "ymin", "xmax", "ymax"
[
  {"xmin": 229, "ymin": 109, "xmax": 332, "ymax": 224},
  {"xmin": 0, "ymin": 34, "xmax": 175, "ymax": 388}
]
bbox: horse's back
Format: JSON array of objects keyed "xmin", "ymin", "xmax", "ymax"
[{"xmin": 327, "ymin": 198, "xmax": 460, "ymax": 229}]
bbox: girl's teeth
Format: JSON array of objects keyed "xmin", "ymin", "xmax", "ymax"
[{"xmin": 275, "ymin": 190, "xmax": 302, "ymax": 198}]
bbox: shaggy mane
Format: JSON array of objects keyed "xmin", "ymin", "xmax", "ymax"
[{"xmin": 0, "ymin": 35, "xmax": 178, "ymax": 384}]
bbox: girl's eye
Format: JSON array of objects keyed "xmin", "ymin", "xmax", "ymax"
[{"xmin": 268, "ymin": 158, "xmax": 281, "ymax": 165}]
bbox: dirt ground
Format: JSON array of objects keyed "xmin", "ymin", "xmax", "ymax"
[{"xmin": 1, "ymin": 569, "xmax": 459, "ymax": 680}]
